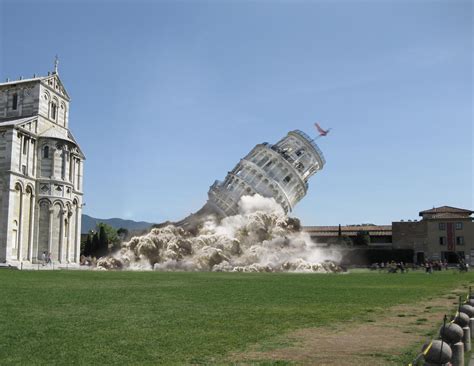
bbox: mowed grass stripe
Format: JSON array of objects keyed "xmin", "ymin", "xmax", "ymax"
[{"xmin": 1, "ymin": 271, "xmax": 472, "ymax": 364}]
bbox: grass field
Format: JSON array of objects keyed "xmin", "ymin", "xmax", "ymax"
[{"xmin": 1, "ymin": 270, "xmax": 473, "ymax": 365}]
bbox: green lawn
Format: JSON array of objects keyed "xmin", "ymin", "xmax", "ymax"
[{"xmin": 1, "ymin": 270, "xmax": 473, "ymax": 365}]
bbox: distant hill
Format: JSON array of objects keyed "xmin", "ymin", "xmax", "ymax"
[{"xmin": 81, "ymin": 214, "xmax": 155, "ymax": 234}]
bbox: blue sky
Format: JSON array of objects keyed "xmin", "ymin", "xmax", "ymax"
[{"xmin": 1, "ymin": 0, "xmax": 472, "ymax": 225}]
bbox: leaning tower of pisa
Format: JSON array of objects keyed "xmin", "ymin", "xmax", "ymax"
[{"xmin": 206, "ymin": 130, "xmax": 325, "ymax": 217}]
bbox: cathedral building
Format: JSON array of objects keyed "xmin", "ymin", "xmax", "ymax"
[{"xmin": 0, "ymin": 63, "xmax": 85, "ymax": 266}]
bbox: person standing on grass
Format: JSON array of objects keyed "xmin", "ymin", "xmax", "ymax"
[{"xmin": 42, "ymin": 251, "xmax": 47, "ymax": 266}]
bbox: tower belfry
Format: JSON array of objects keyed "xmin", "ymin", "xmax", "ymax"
[{"xmin": 0, "ymin": 66, "xmax": 85, "ymax": 266}]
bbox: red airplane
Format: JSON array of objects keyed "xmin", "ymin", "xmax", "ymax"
[{"xmin": 314, "ymin": 122, "xmax": 331, "ymax": 137}]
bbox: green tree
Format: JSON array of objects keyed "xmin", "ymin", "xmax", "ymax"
[
  {"xmin": 98, "ymin": 224, "xmax": 109, "ymax": 257},
  {"xmin": 82, "ymin": 235, "xmax": 93, "ymax": 256},
  {"xmin": 91, "ymin": 232, "xmax": 100, "ymax": 257},
  {"xmin": 117, "ymin": 228, "xmax": 129, "ymax": 241}
]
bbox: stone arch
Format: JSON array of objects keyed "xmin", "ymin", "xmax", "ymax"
[
  {"xmin": 14, "ymin": 181, "xmax": 24, "ymax": 192},
  {"xmin": 20, "ymin": 185, "xmax": 35, "ymax": 260},
  {"xmin": 11, "ymin": 183, "xmax": 24, "ymax": 259},
  {"xmin": 60, "ymin": 102, "xmax": 67, "ymax": 127},
  {"xmin": 260, "ymin": 156, "xmax": 269, "ymax": 166},
  {"xmin": 43, "ymin": 91, "xmax": 50, "ymax": 117},
  {"xmin": 37, "ymin": 199, "xmax": 51, "ymax": 260},
  {"xmin": 50, "ymin": 201, "xmax": 64, "ymax": 262},
  {"xmin": 50, "ymin": 97, "xmax": 59, "ymax": 121}
]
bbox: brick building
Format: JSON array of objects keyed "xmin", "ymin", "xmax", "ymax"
[
  {"xmin": 304, "ymin": 205, "xmax": 473, "ymax": 264},
  {"xmin": 392, "ymin": 206, "xmax": 474, "ymax": 264}
]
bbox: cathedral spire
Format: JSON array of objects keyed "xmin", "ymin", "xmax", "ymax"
[{"xmin": 53, "ymin": 55, "xmax": 59, "ymax": 74}]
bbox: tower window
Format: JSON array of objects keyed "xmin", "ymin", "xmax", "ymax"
[
  {"xmin": 43, "ymin": 146, "xmax": 49, "ymax": 159},
  {"xmin": 22, "ymin": 138, "xmax": 28, "ymax": 154},
  {"xmin": 51, "ymin": 102, "xmax": 57, "ymax": 120},
  {"xmin": 12, "ymin": 93, "xmax": 18, "ymax": 110},
  {"xmin": 283, "ymin": 175, "xmax": 291, "ymax": 184}
]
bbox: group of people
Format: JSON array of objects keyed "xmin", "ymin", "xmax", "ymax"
[
  {"xmin": 370, "ymin": 259, "xmax": 469, "ymax": 274},
  {"xmin": 421, "ymin": 260, "xmax": 448, "ymax": 273},
  {"xmin": 41, "ymin": 251, "xmax": 52, "ymax": 266},
  {"xmin": 370, "ymin": 261, "xmax": 407, "ymax": 273}
]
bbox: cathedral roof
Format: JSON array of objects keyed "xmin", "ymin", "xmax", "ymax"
[
  {"xmin": 38, "ymin": 126, "xmax": 85, "ymax": 158},
  {"xmin": 0, "ymin": 116, "xmax": 37, "ymax": 127},
  {"xmin": 0, "ymin": 76, "xmax": 44, "ymax": 87},
  {"xmin": 0, "ymin": 73, "xmax": 70, "ymax": 100}
]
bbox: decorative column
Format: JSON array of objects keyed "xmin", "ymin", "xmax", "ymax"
[
  {"xmin": 32, "ymin": 139, "xmax": 36, "ymax": 176},
  {"xmin": 65, "ymin": 211, "xmax": 71, "ymax": 262},
  {"xmin": 27, "ymin": 192, "xmax": 35, "ymax": 261},
  {"xmin": 17, "ymin": 188, "xmax": 24, "ymax": 261},
  {"xmin": 48, "ymin": 205, "xmax": 53, "ymax": 256},
  {"xmin": 74, "ymin": 203, "xmax": 82, "ymax": 263},
  {"xmin": 58, "ymin": 208, "xmax": 65, "ymax": 263},
  {"xmin": 51, "ymin": 148, "xmax": 56, "ymax": 179},
  {"xmin": 18, "ymin": 134, "xmax": 23, "ymax": 172}
]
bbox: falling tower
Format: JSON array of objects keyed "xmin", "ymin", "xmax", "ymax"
[{"xmin": 206, "ymin": 130, "xmax": 325, "ymax": 217}]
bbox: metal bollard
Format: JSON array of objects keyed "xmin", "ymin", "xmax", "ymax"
[
  {"xmin": 422, "ymin": 340, "xmax": 452, "ymax": 366},
  {"xmin": 463, "ymin": 326, "xmax": 471, "ymax": 352},
  {"xmin": 470, "ymin": 318, "xmax": 474, "ymax": 339},
  {"xmin": 450, "ymin": 341, "xmax": 464, "ymax": 366}
]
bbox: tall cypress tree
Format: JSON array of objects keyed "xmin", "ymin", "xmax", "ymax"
[
  {"xmin": 83, "ymin": 235, "xmax": 92, "ymax": 256},
  {"xmin": 91, "ymin": 232, "xmax": 100, "ymax": 257},
  {"xmin": 98, "ymin": 224, "xmax": 109, "ymax": 257}
]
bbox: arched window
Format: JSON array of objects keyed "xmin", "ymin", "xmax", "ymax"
[
  {"xmin": 51, "ymin": 102, "xmax": 57, "ymax": 120},
  {"xmin": 61, "ymin": 103, "xmax": 67, "ymax": 126},
  {"xmin": 43, "ymin": 146, "xmax": 49, "ymax": 159},
  {"xmin": 12, "ymin": 93, "xmax": 18, "ymax": 110}
]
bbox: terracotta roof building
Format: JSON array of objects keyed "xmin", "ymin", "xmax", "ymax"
[
  {"xmin": 304, "ymin": 205, "xmax": 473, "ymax": 264},
  {"xmin": 393, "ymin": 206, "xmax": 473, "ymax": 263}
]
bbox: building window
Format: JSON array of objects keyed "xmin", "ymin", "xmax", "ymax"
[
  {"xmin": 439, "ymin": 236, "xmax": 446, "ymax": 245},
  {"xmin": 456, "ymin": 222, "xmax": 463, "ymax": 230},
  {"xmin": 51, "ymin": 102, "xmax": 57, "ymax": 120},
  {"xmin": 439, "ymin": 223, "xmax": 446, "ymax": 230},
  {"xmin": 456, "ymin": 237, "xmax": 464, "ymax": 245},
  {"xmin": 283, "ymin": 175, "xmax": 291, "ymax": 184},
  {"xmin": 43, "ymin": 146, "xmax": 49, "ymax": 159},
  {"xmin": 12, "ymin": 93, "xmax": 18, "ymax": 110},
  {"xmin": 21, "ymin": 165, "xmax": 26, "ymax": 175},
  {"xmin": 22, "ymin": 138, "xmax": 28, "ymax": 154}
]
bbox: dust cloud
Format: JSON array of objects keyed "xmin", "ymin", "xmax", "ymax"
[{"xmin": 97, "ymin": 195, "xmax": 341, "ymax": 272}]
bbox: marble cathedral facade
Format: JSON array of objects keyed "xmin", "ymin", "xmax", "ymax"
[{"xmin": 0, "ymin": 65, "xmax": 85, "ymax": 266}]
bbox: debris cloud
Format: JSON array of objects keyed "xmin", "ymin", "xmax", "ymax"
[{"xmin": 97, "ymin": 195, "xmax": 341, "ymax": 272}]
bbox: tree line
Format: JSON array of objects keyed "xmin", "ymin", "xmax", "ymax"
[{"xmin": 81, "ymin": 223, "xmax": 129, "ymax": 258}]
